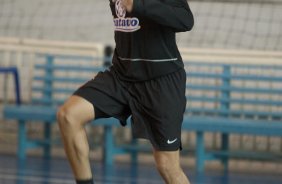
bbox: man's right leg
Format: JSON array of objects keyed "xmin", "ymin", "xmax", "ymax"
[{"xmin": 57, "ymin": 95, "xmax": 95, "ymax": 182}]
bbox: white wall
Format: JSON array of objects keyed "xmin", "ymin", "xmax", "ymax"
[{"xmin": 0, "ymin": 0, "xmax": 281, "ymax": 50}]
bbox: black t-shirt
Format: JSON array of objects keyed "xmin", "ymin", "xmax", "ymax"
[{"xmin": 109, "ymin": 0, "xmax": 194, "ymax": 81}]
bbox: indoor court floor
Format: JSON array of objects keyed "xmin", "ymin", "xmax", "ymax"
[{"xmin": 0, "ymin": 154, "xmax": 281, "ymax": 184}]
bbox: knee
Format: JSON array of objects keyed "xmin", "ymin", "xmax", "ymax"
[
  {"xmin": 57, "ymin": 105, "xmax": 78, "ymax": 129},
  {"xmin": 154, "ymin": 151, "xmax": 189, "ymax": 183},
  {"xmin": 155, "ymin": 155, "xmax": 173, "ymax": 174},
  {"xmin": 155, "ymin": 152, "xmax": 182, "ymax": 175}
]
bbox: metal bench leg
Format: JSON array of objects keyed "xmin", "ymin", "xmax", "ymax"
[
  {"xmin": 196, "ymin": 131, "xmax": 205, "ymax": 172},
  {"xmin": 103, "ymin": 125, "xmax": 114, "ymax": 166},
  {"xmin": 221, "ymin": 133, "xmax": 229, "ymax": 171},
  {"xmin": 17, "ymin": 159, "xmax": 27, "ymax": 184},
  {"xmin": 130, "ymin": 139, "xmax": 138, "ymax": 164},
  {"xmin": 18, "ymin": 120, "xmax": 27, "ymax": 160},
  {"xmin": 43, "ymin": 123, "xmax": 51, "ymax": 159}
]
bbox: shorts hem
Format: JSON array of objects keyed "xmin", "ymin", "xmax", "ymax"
[
  {"xmin": 132, "ymin": 136, "xmax": 182, "ymax": 151},
  {"xmin": 73, "ymin": 90, "xmax": 127, "ymax": 124}
]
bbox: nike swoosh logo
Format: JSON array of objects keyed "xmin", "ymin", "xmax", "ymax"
[{"xmin": 167, "ymin": 138, "xmax": 177, "ymax": 144}]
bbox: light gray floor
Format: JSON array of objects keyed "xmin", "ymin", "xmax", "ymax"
[{"xmin": 0, "ymin": 154, "xmax": 282, "ymax": 184}]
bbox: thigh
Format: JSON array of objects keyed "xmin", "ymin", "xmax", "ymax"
[
  {"xmin": 60, "ymin": 95, "xmax": 95, "ymax": 124},
  {"xmin": 153, "ymin": 148, "xmax": 181, "ymax": 166},
  {"xmin": 73, "ymin": 68, "xmax": 131, "ymax": 123},
  {"xmin": 130, "ymin": 69, "xmax": 187, "ymax": 151}
]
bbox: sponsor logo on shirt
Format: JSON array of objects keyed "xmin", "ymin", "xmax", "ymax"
[{"xmin": 113, "ymin": 0, "xmax": 141, "ymax": 32}]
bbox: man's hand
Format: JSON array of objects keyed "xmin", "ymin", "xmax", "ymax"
[{"xmin": 122, "ymin": 0, "xmax": 134, "ymax": 13}]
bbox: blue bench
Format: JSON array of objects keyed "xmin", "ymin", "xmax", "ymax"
[
  {"xmin": 3, "ymin": 54, "xmax": 136, "ymax": 165},
  {"xmin": 0, "ymin": 67, "xmax": 21, "ymax": 105},
  {"xmin": 4, "ymin": 55, "xmax": 282, "ymax": 172},
  {"xmin": 182, "ymin": 61, "xmax": 282, "ymax": 172}
]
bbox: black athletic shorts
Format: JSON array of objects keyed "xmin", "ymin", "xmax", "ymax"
[{"xmin": 73, "ymin": 67, "xmax": 187, "ymax": 151}]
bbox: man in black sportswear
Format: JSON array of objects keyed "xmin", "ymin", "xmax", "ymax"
[{"xmin": 57, "ymin": 0, "xmax": 194, "ymax": 183}]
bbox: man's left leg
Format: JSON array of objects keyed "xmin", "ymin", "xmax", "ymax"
[{"xmin": 153, "ymin": 149, "xmax": 190, "ymax": 184}]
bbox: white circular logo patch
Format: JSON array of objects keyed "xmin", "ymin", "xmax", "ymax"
[{"xmin": 115, "ymin": 0, "xmax": 126, "ymax": 18}]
